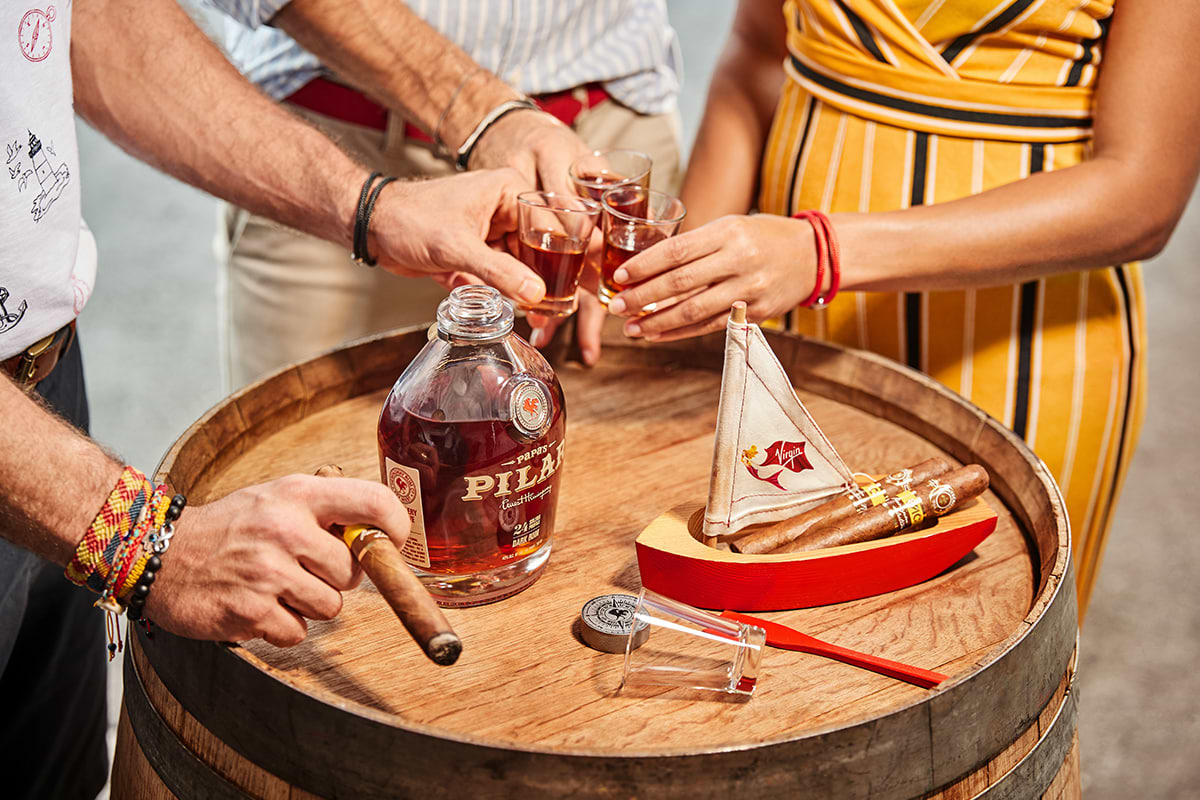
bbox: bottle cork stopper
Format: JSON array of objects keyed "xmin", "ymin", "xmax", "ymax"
[
  {"xmin": 731, "ymin": 302, "xmax": 747, "ymax": 324},
  {"xmin": 580, "ymin": 594, "xmax": 650, "ymax": 653}
]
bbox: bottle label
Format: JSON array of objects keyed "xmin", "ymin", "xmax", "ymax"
[
  {"xmin": 460, "ymin": 439, "xmax": 565, "ymax": 503},
  {"xmin": 384, "ymin": 458, "xmax": 431, "ymax": 568}
]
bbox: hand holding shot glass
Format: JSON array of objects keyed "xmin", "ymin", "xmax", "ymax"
[
  {"xmin": 599, "ymin": 186, "xmax": 687, "ymax": 310},
  {"xmin": 516, "ymin": 192, "xmax": 601, "ymax": 318}
]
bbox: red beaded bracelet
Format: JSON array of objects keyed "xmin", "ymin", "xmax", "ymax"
[{"xmin": 792, "ymin": 210, "xmax": 841, "ymax": 307}]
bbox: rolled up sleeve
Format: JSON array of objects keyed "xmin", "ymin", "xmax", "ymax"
[{"xmin": 203, "ymin": 0, "xmax": 292, "ymax": 29}]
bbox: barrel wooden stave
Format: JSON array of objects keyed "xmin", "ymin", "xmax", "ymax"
[
  {"xmin": 114, "ymin": 643, "xmax": 1079, "ymax": 800},
  {"xmin": 113, "ymin": 321, "xmax": 1077, "ymax": 799}
]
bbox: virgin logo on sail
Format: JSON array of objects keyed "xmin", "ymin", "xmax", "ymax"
[{"xmin": 741, "ymin": 440, "xmax": 813, "ymax": 490}]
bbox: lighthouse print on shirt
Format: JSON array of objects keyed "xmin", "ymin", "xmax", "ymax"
[{"xmin": 8, "ymin": 129, "xmax": 70, "ymax": 223}]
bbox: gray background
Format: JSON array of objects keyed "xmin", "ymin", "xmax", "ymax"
[{"xmin": 82, "ymin": 2, "xmax": 1197, "ymax": 797}]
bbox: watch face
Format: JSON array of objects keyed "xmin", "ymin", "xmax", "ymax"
[{"xmin": 18, "ymin": 7, "xmax": 56, "ymax": 63}]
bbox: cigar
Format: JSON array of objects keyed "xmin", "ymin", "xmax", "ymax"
[
  {"xmin": 769, "ymin": 465, "xmax": 990, "ymax": 554},
  {"xmin": 315, "ymin": 465, "xmax": 462, "ymax": 666},
  {"xmin": 733, "ymin": 457, "xmax": 952, "ymax": 554}
]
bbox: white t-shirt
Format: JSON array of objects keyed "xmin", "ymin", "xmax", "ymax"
[{"xmin": 0, "ymin": 1, "xmax": 96, "ymax": 360}]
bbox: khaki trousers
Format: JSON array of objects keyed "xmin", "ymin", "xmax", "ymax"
[{"xmin": 216, "ymin": 98, "xmax": 682, "ymax": 389}]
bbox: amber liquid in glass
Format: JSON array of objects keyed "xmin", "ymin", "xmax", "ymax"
[
  {"xmin": 579, "ymin": 173, "xmax": 650, "ymax": 218},
  {"xmin": 601, "ymin": 226, "xmax": 668, "ymax": 303},
  {"xmin": 378, "ymin": 397, "xmax": 566, "ymax": 576},
  {"xmin": 518, "ymin": 229, "xmax": 587, "ymax": 307}
]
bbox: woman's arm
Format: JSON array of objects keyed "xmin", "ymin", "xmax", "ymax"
[
  {"xmin": 677, "ymin": 0, "xmax": 788, "ymax": 230},
  {"xmin": 610, "ymin": 0, "xmax": 1200, "ymax": 339}
]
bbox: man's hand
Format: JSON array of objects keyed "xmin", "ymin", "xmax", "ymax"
[
  {"xmin": 145, "ymin": 475, "xmax": 410, "ymax": 647},
  {"xmin": 469, "ymin": 109, "xmax": 592, "ymax": 197},
  {"xmin": 470, "ymin": 111, "xmax": 609, "ymax": 363},
  {"xmin": 368, "ymin": 168, "xmax": 547, "ymax": 306}
]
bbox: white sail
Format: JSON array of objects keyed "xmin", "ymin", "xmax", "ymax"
[{"xmin": 702, "ymin": 309, "xmax": 855, "ymax": 538}]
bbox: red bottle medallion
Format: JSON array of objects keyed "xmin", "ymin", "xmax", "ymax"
[{"xmin": 510, "ymin": 378, "xmax": 552, "ymax": 440}]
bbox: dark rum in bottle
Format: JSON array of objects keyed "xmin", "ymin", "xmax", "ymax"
[{"xmin": 378, "ymin": 286, "xmax": 565, "ymax": 606}]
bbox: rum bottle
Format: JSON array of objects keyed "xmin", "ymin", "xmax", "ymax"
[{"xmin": 378, "ymin": 286, "xmax": 565, "ymax": 606}]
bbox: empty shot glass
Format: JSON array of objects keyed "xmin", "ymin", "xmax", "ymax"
[
  {"xmin": 599, "ymin": 186, "xmax": 686, "ymax": 308},
  {"xmin": 569, "ymin": 149, "xmax": 652, "ymax": 205},
  {"xmin": 620, "ymin": 589, "xmax": 765, "ymax": 697},
  {"xmin": 516, "ymin": 191, "xmax": 601, "ymax": 317}
]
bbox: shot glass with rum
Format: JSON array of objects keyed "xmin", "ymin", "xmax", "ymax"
[
  {"xmin": 516, "ymin": 191, "xmax": 601, "ymax": 317},
  {"xmin": 599, "ymin": 186, "xmax": 686, "ymax": 310}
]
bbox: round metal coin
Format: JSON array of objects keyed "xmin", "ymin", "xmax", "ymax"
[{"xmin": 580, "ymin": 594, "xmax": 650, "ymax": 653}]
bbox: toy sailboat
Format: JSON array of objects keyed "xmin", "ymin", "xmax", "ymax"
[{"xmin": 635, "ymin": 305, "xmax": 998, "ymax": 611}]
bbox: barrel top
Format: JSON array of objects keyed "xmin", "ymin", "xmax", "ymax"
[{"xmin": 157, "ymin": 324, "xmax": 1065, "ymax": 759}]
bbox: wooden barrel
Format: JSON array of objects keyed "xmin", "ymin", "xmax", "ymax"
[{"xmin": 111, "ymin": 320, "xmax": 1079, "ymax": 799}]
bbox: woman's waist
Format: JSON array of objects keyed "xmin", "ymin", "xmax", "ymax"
[{"xmin": 787, "ymin": 38, "xmax": 1096, "ymax": 144}]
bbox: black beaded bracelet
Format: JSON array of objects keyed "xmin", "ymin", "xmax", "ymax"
[
  {"xmin": 127, "ymin": 493, "xmax": 186, "ymax": 623},
  {"xmin": 350, "ymin": 172, "xmax": 397, "ymax": 267}
]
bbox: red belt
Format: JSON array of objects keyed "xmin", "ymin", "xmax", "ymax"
[{"xmin": 284, "ymin": 77, "xmax": 611, "ymax": 142}]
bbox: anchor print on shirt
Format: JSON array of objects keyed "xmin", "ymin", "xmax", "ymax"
[
  {"xmin": 6, "ymin": 130, "xmax": 69, "ymax": 222},
  {"xmin": 0, "ymin": 286, "xmax": 28, "ymax": 335}
]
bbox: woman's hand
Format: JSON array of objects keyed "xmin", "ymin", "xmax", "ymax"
[{"xmin": 606, "ymin": 214, "xmax": 820, "ymax": 341}]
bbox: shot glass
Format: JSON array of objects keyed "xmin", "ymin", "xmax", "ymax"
[
  {"xmin": 599, "ymin": 186, "xmax": 686, "ymax": 308},
  {"xmin": 516, "ymin": 192, "xmax": 601, "ymax": 317},
  {"xmin": 569, "ymin": 149, "xmax": 653, "ymax": 205},
  {"xmin": 619, "ymin": 589, "xmax": 765, "ymax": 697}
]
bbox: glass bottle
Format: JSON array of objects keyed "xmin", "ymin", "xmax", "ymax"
[{"xmin": 378, "ymin": 286, "xmax": 565, "ymax": 606}]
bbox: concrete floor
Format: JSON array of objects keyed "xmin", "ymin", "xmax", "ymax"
[{"xmin": 77, "ymin": 2, "xmax": 1197, "ymax": 797}]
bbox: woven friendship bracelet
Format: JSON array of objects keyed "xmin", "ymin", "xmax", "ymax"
[
  {"xmin": 116, "ymin": 487, "xmax": 173, "ymax": 599},
  {"xmin": 66, "ymin": 466, "xmax": 150, "ymax": 587},
  {"xmin": 96, "ymin": 484, "xmax": 168, "ymax": 613},
  {"xmin": 111, "ymin": 485, "xmax": 169, "ymax": 601},
  {"xmin": 127, "ymin": 493, "xmax": 186, "ymax": 624}
]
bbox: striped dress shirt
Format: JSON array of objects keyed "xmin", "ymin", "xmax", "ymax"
[{"xmin": 202, "ymin": 0, "xmax": 681, "ymax": 115}]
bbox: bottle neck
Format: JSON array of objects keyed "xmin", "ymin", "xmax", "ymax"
[{"xmin": 437, "ymin": 285, "xmax": 514, "ymax": 342}]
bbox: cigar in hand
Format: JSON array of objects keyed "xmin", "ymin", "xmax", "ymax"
[
  {"xmin": 770, "ymin": 465, "xmax": 990, "ymax": 554},
  {"xmin": 315, "ymin": 465, "xmax": 462, "ymax": 666},
  {"xmin": 733, "ymin": 457, "xmax": 953, "ymax": 554}
]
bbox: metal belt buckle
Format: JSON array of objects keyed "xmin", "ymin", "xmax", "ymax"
[{"xmin": 15, "ymin": 330, "xmax": 57, "ymax": 385}]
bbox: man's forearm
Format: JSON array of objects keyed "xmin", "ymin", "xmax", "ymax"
[
  {"xmin": 72, "ymin": 0, "xmax": 363, "ymax": 249},
  {"xmin": 0, "ymin": 378, "xmax": 122, "ymax": 565},
  {"xmin": 272, "ymin": 0, "xmax": 520, "ymax": 151}
]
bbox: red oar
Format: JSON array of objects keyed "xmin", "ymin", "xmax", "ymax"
[{"xmin": 721, "ymin": 611, "xmax": 948, "ymax": 689}]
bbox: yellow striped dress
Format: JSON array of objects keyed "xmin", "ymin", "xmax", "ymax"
[{"xmin": 759, "ymin": 0, "xmax": 1145, "ymax": 619}]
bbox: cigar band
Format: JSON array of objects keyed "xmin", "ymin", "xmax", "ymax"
[
  {"xmin": 885, "ymin": 468, "xmax": 914, "ymax": 491},
  {"xmin": 341, "ymin": 524, "xmax": 389, "ymax": 554},
  {"xmin": 848, "ymin": 479, "xmax": 888, "ymax": 513},
  {"xmin": 886, "ymin": 489, "xmax": 926, "ymax": 530},
  {"xmin": 927, "ymin": 479, "xmax": 958, "ymax": 515}
]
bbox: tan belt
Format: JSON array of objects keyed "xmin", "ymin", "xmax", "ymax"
[{"xmin": 2, "ymin": 320, "xmax": 76, "ymax": 389}]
